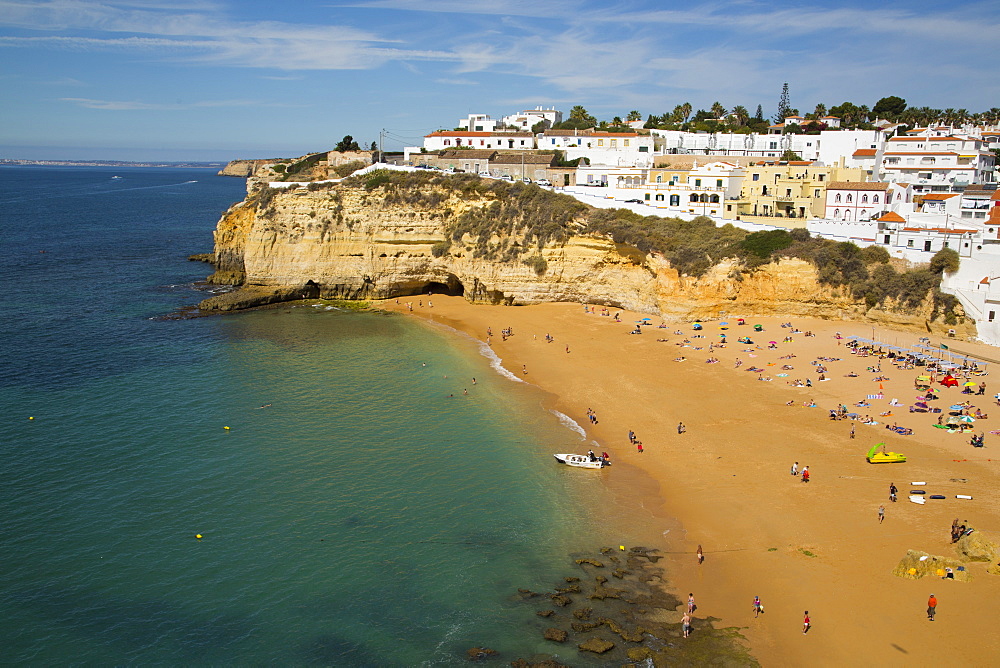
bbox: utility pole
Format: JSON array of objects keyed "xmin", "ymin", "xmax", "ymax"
[{"xmin": 379, "ymin": 128, "xmax": 385, "ymax": 164}]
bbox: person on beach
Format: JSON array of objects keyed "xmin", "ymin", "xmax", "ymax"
[
  {"xmin": 472, "ymin": 377, "xmax": 476, "ymax": 385},
  {"xmin": 803, "ymin": 611, "xmax": 811, "ymax": 634},
  {"xmin": 889, "ymin": 483, "xmax": 898, "ymax": 503},
  {"xmin": 678, "ymin": 422, "xmax": 686, "ymax": 435},
  {"xmin": 522, "ymin": 364, "xmax": 527, "ymax": 375},
  {"xmin": 681, "ymin": 612, "xmax": 692, "ymax": 638},
  {"xmin": 629, "ymin": 430, "xmax": 636, "ymax": 444},
  {"xmin": 850, "ymin": 424, "xmax": 855, "ymax": 439},
  {"xmin": 801, "ymin": 467, "xmax": 810, "ymax": 483},
  {"xmin": 791, "ymin": 461, "xmax": 799, "ymax": 476},
  {"xmin": 879, "ymin": 505, "xmax": 885, "ymax": 523},
  {"xmin": 637, "ymin": 441, "xmax": 644, "ymax": 453},
  {"xmin": 687, "ymin": 593, "xmax": 696, "ymax": 613},
  {"xmin": 753, "ymin": 596, "xmax": 763, "ymax": 617},
  {"xmin": 927, "ymin": 594, "xmax": 937, "ymax": 621}
]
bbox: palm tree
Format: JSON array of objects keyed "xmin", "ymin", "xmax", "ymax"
[
  {"xmin": 943, "ymin": 108, "xmax": 956, "ymax": 125},
  {"xmin": 670, "ymin": 104, "xmax": 686, "ymax": 123},
  {"xmin": 730, "ymin": 105, "xmax": 749, "ymax": 127},
  {"xmin": 710, "ymin": 101, "xmax": 727, "ymax": 119},
  {"xmin": 626, "ymin": 110, "xmax": 642, "ymax": 122},
  {"xmin": 680, "ymin": 102, "xmax": 692, "ymax": 123},
  {"xmin": 611, "ymin": 116, "xmax": 623, "ymax": 126},
  {"xmin": 814, "ymin": 103, "xmax": 827, "ymax": 118}
]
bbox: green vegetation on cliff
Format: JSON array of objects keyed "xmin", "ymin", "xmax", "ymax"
[{"xmin": 286, "ymin": 170, "xmax": 959, "ymax": 318}]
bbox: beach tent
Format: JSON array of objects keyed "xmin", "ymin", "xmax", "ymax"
[{"xmin": 941, "ymin": 376, "xmax": 959, "ymax": 387}]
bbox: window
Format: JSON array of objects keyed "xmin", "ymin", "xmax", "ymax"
[
  {"xmin": 624, "ymin": 140, "xmax": 630, "ymax": 147},
  {"xmin": 717, "ymin": 179, "xmax": 723, "ymax": 188},
  {"xmin": 690, "ymin": 194, "xmax": 698, "ymax": 202},
  {"xmin": 610, "ymin": 140, "xmax": 617, "ymax": 148},
  {"xmin": 695, "ymin": 179, "xmax": 702, "ymax": 187},
  {"xmin": 862, "ymin": 194, "xmax": 868, "ymax": 203},
  {"xmin": 444, "ymin": 140, "xmax": 452, "ymax": 146},
  {"xmin": 710, "ymin": 194, "xmax": 720, "ymax": 203},
  {"xmin": 834, "ymin": 208, "xmax": 841, "ymax": 219},
  {"xmin": 638, "ymin": 146, "xmax": 648, "ymax": 152},
  {"xmin": 814, "ymin": 189, "xmax": 821, "ymax": 197},
  {"xmin": 752, "ymin": 174, "xmax": 760, "ymax": 181},
  {"xmin": 818, "ymin": 174, "xmax": 825, "ymax": 181},
  {"xmin": 990, "ymin": 311, "xmax": 996, "ymax": 322},
  {"xmin": 847, "ymin": 194, "xmax": 853, "ymax": 203},
  {"xmin": 598, "ymin": 139, "xmax": 604, "ymax": 146},
  {"xmin": 786, "ymin": 189, "xmax": 792, "ymax": 196},
  {"xmin": 769, "ymin": 142, "xmax": 778, "ymax": 149},
  {"xmin": 976, "ymin": 212, "xmax": 987, "ymax": 218},
  {"xmin": 907, "ymin": 239, "xmax": 914, "ymax": 247},
  {"xmin": 655, "ymin": 194, "xmax": 664, "ymax": 201},
  {"xmin": 835, "ymin": 193, "xmax": 842, "ymax": 203},
  {"xmin": 962, "ymin": 212, "xmax": 973, "ymax": 218},
  {"xmin": 656, "ymin": 175, "xmax": 662, "ymax": 183},
  {"xmin": 644, "ymin": 193, "xmax": 650, "ymax": 201},
  {"xmin": 873, "ymin": 195, "xmax": 879, "ymax": 203},
  {"xmin": 886, "ymin": 157, "xmax": 899, "ymax": 165},
  {"xmin": 884, "ymin": 234, "xmax": 890, "ymax": 244},
  {"xmin": 670, "ymin": 195, "xmax": 679, "ymax": 206}
]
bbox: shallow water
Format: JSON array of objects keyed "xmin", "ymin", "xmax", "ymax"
[{"xmin": 0, "ymin": 167, "xmax": 646, "ymax": 665}]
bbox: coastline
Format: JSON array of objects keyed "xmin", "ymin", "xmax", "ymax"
[{"xmin": 385, "ymin": 295, "xmax": 1000, "ymax": 665}]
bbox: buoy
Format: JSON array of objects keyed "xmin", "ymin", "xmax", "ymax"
[
  {"xmin": 224, "ymin": 426, "xmax": 230, "ymax": 430},
  {"xmin": 195, "ymin": 534, "xmax": 202, "ymax": 539},
  {"xmin": 28, "ymin": 417, "xmax": 34, "ymax": 420},
  {"xmin": 619, "ymin": 545, "xmax": 625, "ymax": 551}
]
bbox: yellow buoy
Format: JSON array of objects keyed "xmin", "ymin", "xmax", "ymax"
[
  {"xmin": 196, "ymin": 534, "xmax": 202, "ymax": 539},
  {"xmin": 224, "ymin": 426, "xmax": 230, "ymax": 430},
  {"xmin": 619, "ymin": 545, "xmax": 625, "ymax": 551},
  {"xmin": 28, "ymin": 417, "xmax": 34, "ymax": 420}
]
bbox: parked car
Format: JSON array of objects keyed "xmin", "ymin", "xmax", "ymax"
[
  {"xmin": 536, "ymin": 179, "xmax": 552, "ymax": 186},
  {"xmin": 478, "ymin": 171, "xmax": 493, "ymax": 178},
  {"xmin": 500, "ymin": 175, "xmax": 514, "ymax": 182},
  {"xmin": 521, "ymin": 177, "xmax": 532, "ymax": 184},
  {"xmin": 624, "ymin": 198, "xmax": 644, "ymax": 204}
]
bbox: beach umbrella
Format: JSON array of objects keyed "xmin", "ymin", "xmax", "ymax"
[
  {"xmin": 964, "ymin": 381, "xmax": 978, "ymax": 387},
  {"xmin": 719, "ymin": 321, "xmax": 729, "ymax": 326},
  {"xmin": 958, "ymin": 415, "xmax": 975, "ymax": 423}
]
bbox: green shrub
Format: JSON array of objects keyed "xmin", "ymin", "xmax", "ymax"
[
  {"xmin": 929, "ymin": 248, "xmax": 960, "ymax": 274},
  {"xmin": 523, "ymin": 254, "xmax": 548, "ymax": 275},
  {"xmin": 431, "ymin": 241, "xmax": 450, "ymax": 257}
]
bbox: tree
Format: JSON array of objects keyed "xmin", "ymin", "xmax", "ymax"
[
  {"xmin": 681, "ymin": 102, "xmax": 692, "ymax": 122},
  {"xmin": 781, "ymin": 149, "xmax": 802, "ymax": 161},
  {"xmin": 813, "ymin": 102, "xmax": 827, "ymax": 118},
  {"xmin": 754, "ymin": 104, "xmax": 764, "ymax": 121},
  {"xmin": 611, "ymin": 116, "xmax": 623, "ymax": 126},
  {"xmin": 370, "ymin": 141, "xmax": 378, "ymax": 151},
  {"xmin": 774, "ymin": 82, "xmax": 790, "ymax": 123},
  {"xmin": 829, "ymin": 102, "xmax": 860, "ymax": 127},
  {"xmin": 929, "ymin": 248, "xmax": 960, "ymax": 275},
  {"xmin": 335, "ymin": 135, "xmax": 361, "ymax": 152},
  {"xmin": 872, "ymin": 96, "xmax": 907, "ymax": 120},
  {"xmin": 730, "ymin": 105, "xmax": 749, "ymax": 127},
  {"xmin": 710, "ymin": 101, "xmax": 727, "ymax": 119},
  {"xmin": 569, "ymin": 105, "xmax": 596, "ymax": 125},
  {"xmin": 626, "ymin": 110, "xmax": 642, "ymax": 122}
]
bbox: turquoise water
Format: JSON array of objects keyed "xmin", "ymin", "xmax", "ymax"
[{"xmin": 0, "ymin": 167, "xmax": 638, "ymax": 665}]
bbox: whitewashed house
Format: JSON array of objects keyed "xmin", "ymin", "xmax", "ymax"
[{"xmin": 539, "ymin": 129, "xmax": 654, "ymax": 167}]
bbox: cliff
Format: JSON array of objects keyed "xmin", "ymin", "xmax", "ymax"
[{"xmin": 199, "ymin": 176, "xmax": 971, "ymax": 337}]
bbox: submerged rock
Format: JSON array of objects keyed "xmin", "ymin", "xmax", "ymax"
[
  {"xmin": 536, "ymin": 610, "xmax": 554, "ymax": 617},
  {"xmin": 550, "ymin": 594, "xmax": 572, "ymax": 607},
  {"xmin": 465, "ymin": 646, "xmax": 497, "ymax": 661},
  {"xmin": 572, "ymin": 607, "xmax": 593, "ymax": 621},
  {"xmin": 575, "ymin": 558, "xmax": 604, "ymax": 568},
  {"xmin": 543, "ymin": 628, "xmax": 568, "ymax": 643},
  {"xmin": 578, "ymin": 638, "xmax": 615, "ymax": 654}
]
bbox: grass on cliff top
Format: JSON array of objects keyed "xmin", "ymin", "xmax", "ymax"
[{"xmin": 319, "ymin": 171, "xmax": 960, "ymax": 317}]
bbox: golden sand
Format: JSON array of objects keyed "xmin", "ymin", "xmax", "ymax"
[{"xmin": 385, "ymin": 296, "xmax": 1000, "ymax": 665}]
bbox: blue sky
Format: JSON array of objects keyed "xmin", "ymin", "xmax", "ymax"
[{"xmin": 2, "ymin": 0, "xmax": 998, "ymax": 161}]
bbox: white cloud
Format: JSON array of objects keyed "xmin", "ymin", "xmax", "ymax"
[{"xmin": 59, "ymin": 96, "xmax": 293, "ymax": 110}]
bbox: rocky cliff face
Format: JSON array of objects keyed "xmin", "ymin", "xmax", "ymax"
[{"xmin": 200, "ymin": 182, "xmax": 971, "ymax": 337}]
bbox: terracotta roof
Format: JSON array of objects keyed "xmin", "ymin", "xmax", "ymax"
[
  {"xmin": 992, "ymin": 191, "xmax": 1000, "ymax": 201},
  {"xmin": 883, "ymin": 152, "xmax": 958, "ymax": 156},
  {"xmin": 981, "ymin": 277, "xmax": 991, "ymax": 285},
  {"xmin": 489, "ymin": 154, "xmax": 556, "ymax": 165},
  {"xmin": 827, "ymin": 181, "xmax": 889, "ymax": 191},
  {"xmin": 540, "ymin": 129, "xmax": 638, "ymax": 138},
  {"xmin": 821, "ymin": 116, "xmax": 840, "ymax": 119},
  {"xmin": 921, "ymin": 193, "xmax": 959, "ymax": 200},
  {"xmin": 428, "ymin": 131, "xmax": 534, "ymax": 139},
  {"xmin": 878, "ymin": 212, "xmax": 906, "ymax": 222},
  {"xmin": 439, "ymin": 149, "xmax": 497, "ymax": 159},
  {"xmin": 853, "ymin": 149, "xmax": 877, "ymax": 157},
  {"xmin": 902, "ymin": 227, "xmax": 977, "ymax": 234}
]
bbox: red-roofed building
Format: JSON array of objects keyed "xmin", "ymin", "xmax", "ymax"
[
  {"xmin": 422, "ymin": 130, "xmax": 535, "ymax": 152},
  {"xmin": 879, "ymin": 135, "xmax": 995, "ymax": 192}
]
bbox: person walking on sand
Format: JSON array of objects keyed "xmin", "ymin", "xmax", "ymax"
[
  {"xmin": 522, "ymin": 364, "xmax": 527, "ymax": 375},
  {"xmin": 889, "ymin": 482, "xmax": 898, "ymax": 503},
  {"xmin": 681, "ymin": 612, "xmax": 692, "ymax": 638},
  {"xmin": 791, "ymin": 461, "xmax": 799, "ymax": 476},
  {"xmin": 753, "ymin": 596, "xmax": 763, "ymax": 618},
  {"xmin": 677, "ymin": 422, "xmax": 686, "ymax": 435},
  {"xmin": 697, "ymin": 545, "xmax": 704, "ymax": 564},
  {"xmin": 803, "ymin": 611, "xmax": 811, "ymax": 634},
  {"xmin": 879, "ymin": 505, "xmax": 885, "ymax": 524},
  {"xmin": 927, "ymin": 594, "xmax": 937, "ymax": 621},
  {"xmin": 687, "ymin": 593, "xmax": 695, "ymax": 613},
  {"xmin": 850, "ymin": 423, "xmax": 855, "ymax": 439},
  {"xmin": 636, "ymin": 441, "xmax": 643, "ymax": 454},
  {"xmin": 801, "ymin": 466, "xmax": 810, "ymax": 483}
]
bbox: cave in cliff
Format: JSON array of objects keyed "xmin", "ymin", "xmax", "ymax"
[{"xmin": 423, "ymin": 275, "xmax": 464, "ymax": 297}]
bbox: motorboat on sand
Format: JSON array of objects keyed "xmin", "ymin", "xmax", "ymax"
[
  {"xmin": 867, "ymin": 442, "xmax": 906, "ymax": 464},
  {"xmin": 553, "ymin": 453, "xmax": 608, "ymax": 469}
]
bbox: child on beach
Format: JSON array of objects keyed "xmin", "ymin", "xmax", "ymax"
[
  {"xmin": 803, "ymin": 611, "xmax": 811, "ymax": 633},
  {"xmin": 753, "ymin": 596, "xmax": 763, "ymax": 617}
]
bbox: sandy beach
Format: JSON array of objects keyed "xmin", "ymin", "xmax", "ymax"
[{"xmin": 384, "ymin": 295, "xmax": 1000, "ymax": 666}]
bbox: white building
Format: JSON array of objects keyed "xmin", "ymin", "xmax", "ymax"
[
  {"xmin": 457, "ymin": 113, "xmax": 498, "ymax": 133},
  {"xmin": 501, "ymin": 106, "xmax": 563, "ymax": 131},
  {"xmin": 601, "ymin": 161, "xmax": 745, "ymax": 217},
  {"xmin": 824, "ymin": 181, "xmax": 914, "ymax": 222},
  {"xmin": 419, "ymin": 131, "xmax": 535, "ymax": 152},
  {"xmin": 538, "ymin": 129, "xmax": 654, "ymax": 167},
  {"xmin": 649, "ymin": 129, "xmax": 884, "ymax": 165},
  {"xmin": 876, "ymin": 134, "xmax": 996, "ymax": 192}
]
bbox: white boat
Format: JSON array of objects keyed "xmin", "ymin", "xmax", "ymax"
[
  {"xmin": 111, "ymin": 175, "xmax": 123, "ymax": 180},
  {"xmin": 553, "ymin": 453, "xmax": 607, "ymax": 469}
]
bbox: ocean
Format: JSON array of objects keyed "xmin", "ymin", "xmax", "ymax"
[{"xmin": 0, "ymin": 166, "xmax": 645, "ymax": 665}]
